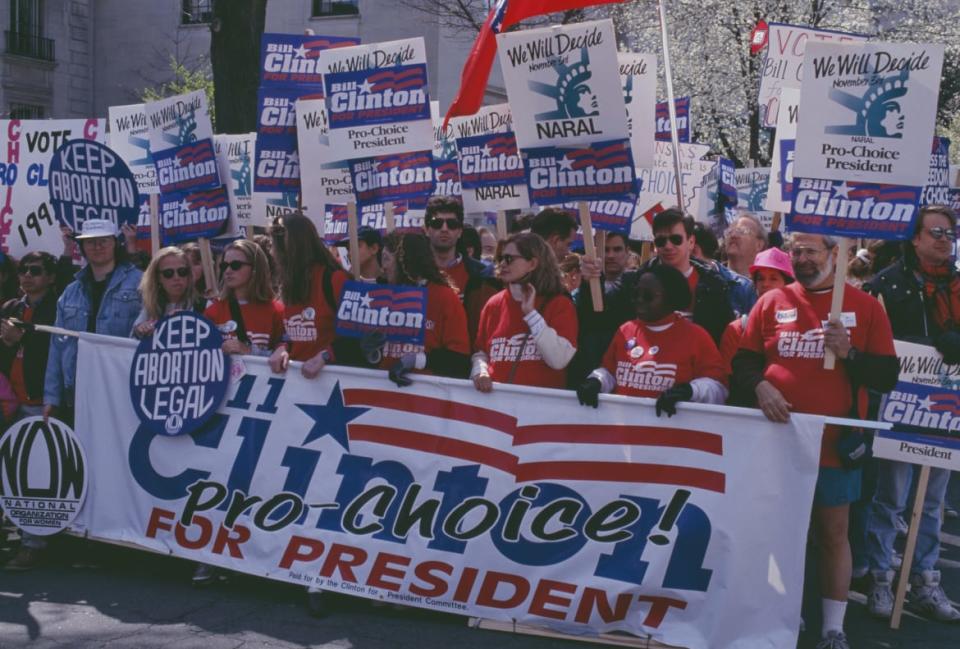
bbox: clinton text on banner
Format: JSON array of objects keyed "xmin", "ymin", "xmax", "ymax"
[{"xmin": 73, "ymin": 334, "xmax": 826, "ymax": 649}]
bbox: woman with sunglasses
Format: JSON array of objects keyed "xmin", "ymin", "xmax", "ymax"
[
  {"xmin": 472, "ymin": 232, "xmax": 577, "ymax": 392},
  {"xmin": 577, "ymin": 264, "xmax": 727, "ymax": 416},
  {"xmin": 132, "ymin": 247, "xmax": 201, "ymax": 338},
  {"xmin": 204, "ymin": 240, "xmax": 283, "ymax": 356},
  {"xmin": 267, "ymin": 212, "xmax": 351, "ymax": 379},
  {"xmin": 379, "ymin": 232, "xmax": 471, "ymax": 386}
]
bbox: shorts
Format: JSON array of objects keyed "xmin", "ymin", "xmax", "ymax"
[{"xmin": 814, "ymin": 466, "xmax": 862, "ymax": 507}]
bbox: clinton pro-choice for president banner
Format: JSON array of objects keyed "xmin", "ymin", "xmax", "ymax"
[
  {"xmin": 497, "ymin": 20, "xmax": 628, "ymax": 149},
  {"xmin": 74, "ymin": 335, "xmax": 828, "ymax": 649},
  {"xmin": 296, "ymin": 98, "xmax": 354, "ymax": 213},
  {"xmin": 794, "ymin": 41, "xmax": 944, "ymax": 187},
  {"xmin": 523, "ymin": 140, "xmax": 637, "ymax": 205}
]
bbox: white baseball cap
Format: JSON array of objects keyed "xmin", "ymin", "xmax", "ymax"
[{"xmin": 74, "ymin": 219, "xmax": 120, "ymax": 240}]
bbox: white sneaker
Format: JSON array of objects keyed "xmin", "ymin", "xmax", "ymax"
[
  {"xmin": 907, "ymin": 570, "xmax": 960, "ymax": 622},
  {"xmin": 867, "ymin": 571, "xmax": 894, "ymax": 619},
  {"xmin": 815, "ymin": 630, "xmax": 850, "ymax": 649},
  {"xmin": 895, "ymin": 515, "xmax": 908, "ymax": 536}
]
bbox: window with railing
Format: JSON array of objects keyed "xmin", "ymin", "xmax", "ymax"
[
  {"xmin": 6, "ymin": 0, "xmax": 54, "ymax": 61},
  {"xmin": 312, "ymin": 0, "xmax": 359, "ymax": 17},
  {"xmin": 9, "ymin": 103, "xmax": 45, "ymax": 119},
  {"xmin": 182, "ymin": 0, "xmax": 213, "ymax": 25}
]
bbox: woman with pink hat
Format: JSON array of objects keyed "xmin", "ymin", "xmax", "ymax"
[{"xmin": 719, "ymin": 247, "xmax": 795, "ymax": 375}]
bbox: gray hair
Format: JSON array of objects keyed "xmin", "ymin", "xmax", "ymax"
[
  {"xmin": 786, "ymin": 232, "xmax": 838, "ymax": 250},
  {"xmin": 733, "ymin": 213, "xmax": 767, "ymax": 242}
]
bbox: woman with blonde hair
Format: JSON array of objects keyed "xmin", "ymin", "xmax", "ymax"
[
  {"xmin": 204, "ymin": 239, "xmax": 283, "ymax": 355},
  {"xmin": 472, "ymin": 232, "xmax": 578, "ymax": 392},
  {"xmin": 132, "ymin": 246, "xmax": 200, "ymax": 338}
]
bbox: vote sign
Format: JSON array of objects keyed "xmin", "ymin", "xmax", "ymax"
[
  {"xmin": 48, "ymin": 139, "xmax": 141, "ymax": 232},
  {"xmin": 130, "ymin": 312, "xmax": 231, "ymax": 437}
]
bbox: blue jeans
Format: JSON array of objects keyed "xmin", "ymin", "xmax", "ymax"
[{"xmin": 864, "ymin": 459, "xmax": 951, "ymax": 574}]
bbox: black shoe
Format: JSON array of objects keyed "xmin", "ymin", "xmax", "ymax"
[{"xmin": 306, "ymin": 588, "xmax": 327, "ymax": 618}]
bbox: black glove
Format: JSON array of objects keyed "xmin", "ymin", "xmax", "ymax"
[
  {"xmin": 388, "ymin": 354, "xmax": 416, "ymax": 388},
  {"xmin": 655, "ymin": 383, "xmax": 694, "ymax": 417},
  {"xmin": 360, "ymin": 330, "xmax": 387, "ymax": 365},
  {"xmin": 577, "ymin": 377, "xmax": 602, "ymax": 408},
  {"xmin": 934, "ymin": 331, "xmax": 960, "ymax": 365}
]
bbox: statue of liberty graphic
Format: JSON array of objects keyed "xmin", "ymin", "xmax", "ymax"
[
  {"xmin": 529, "ymin": 47, "xmax": 600, "ymax": 121},
  {"xmin": 825, "ymin": 66, "xmax": 909, "ymax": 139}
]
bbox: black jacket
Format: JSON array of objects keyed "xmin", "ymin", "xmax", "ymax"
[
  {"xmin": 0, "ymin": 292, "xmax": 57, "ymax": 403},
  {"xmin": 865, "ymin": 257, "xmax": 946, "ymax": 344}
]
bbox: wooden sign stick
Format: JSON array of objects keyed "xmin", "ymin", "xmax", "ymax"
[
  {"xmin": 496, "ymin": 210, "xmax": 508, "ymax": 241},
  {"xmin": 384, "ymin": 202, "xmax": 396, "ymax": 233},
  {"xmin": 823, "ymin": 237, "xmax": 851, "ymax": 370},
  {"xmin": 347, "ymin": 202, "xmax": 361, "ymax": 280},
  {"xmin": 890, "ymin": 464, "xmax": 932, "ymax": 629},
  {"xmin": 149, "ymin": 194, "xmax": 160, "ymax": 256},
  {"xmin": 579, "ymin": 202, "xmax": 603, "ymax": 312},
  {"xmin": 771, "ymin": 211, "xmax": 782, "ymax": 233},
  {"xmin": 198, "ymin": 238, "xmax": 217, "ymax": 300}
]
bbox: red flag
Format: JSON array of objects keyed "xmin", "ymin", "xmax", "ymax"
[
  {"xmin": 749, "ymin": 19, "xmax": 769, "ymax": 55},
  {"xmin": 443, "ymin": 0, "xmax": 627, "ymax": 127}
]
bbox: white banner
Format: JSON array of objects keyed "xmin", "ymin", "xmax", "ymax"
[
  {"xmin": 758, "ymin": 23, "xmax": 865, "ymax": 129},
  {"xmin": 0, "ymin": 119, "xmax": 106, "ymax": 257},
  {"xmin": 734, "ymin": 167, "xmax": 775, "ymax": 230},
  {"xmin": 108, "ymin": 103, "xmax": 158, "ymax": 195},
  {"xmin": 71, "ymin": 333, "xmax": 825, "ymax": 649},
  {"xmin": 636, "ymin": 141, "xmax": 715, "ymax": 221},
  {"xmin": 497, "ymin": 20, "xmax": 628, "ymax": 149},
  {"xmin": 794, "ymin": 41, "xmax": 944, "ymax": 186},
  {"xmin": 296, "ymin": 98, "xmax": 355, "ymax": 212},
  {"xmin": 618, "ymin": 52, "xmax": 657, "ymax": 169},
  {"xmin": 766, "ymin": 88, "xmax": 800, "ymax": 213},
  {"xmin": 145, "ymin": 89, "xmax": 214, "ymax": 154},
  {"xmin": 214, "ymin": 133, "xmax": 255, "ymax": 235}
]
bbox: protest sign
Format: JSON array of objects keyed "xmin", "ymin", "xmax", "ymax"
[
  {"xmin": 153, "ymin": 138, "xmax": 221, "ymax": 196},
  {"xmin": 921, "ymin": 136, "xmax": 951, "ymax": 206},
  {"xmin": 758, "ymin": 23, "xmax": 865, "ymax": 128},
  {"xmin": 448, "ymin": 103, "xmax": 513, "ymax": 140},
  {"xmin": 214, "ymin": 133, "xmax": 255, "ymax": 233},
  {"xmin": 159, "ymin": 185, "xmax": 231, "ymax": 244},
  {"xmin": 497, "ymin": 20, "xmax": 628, "ymax": 149},
  {"xmin": 655, "ymin": 97, "xmax": 690, "ymax": 143},
  {"xmin": 296, "ymin": 98, "xmax": 355, "ymax": 207},
  {"xmin": 766, "ymin": 88, "xmax": 800, "ymax": 212},
  {"xmin": 458, "ymin": 132, "xmax": 526, "ymax": 189},
  {"xmin": 259, "ymin": 33, "xmax": 360, "ymax": 87},
  {"xmin": 523, "ymin": 140, "xmax": 636, "ymax": 206},
  {"xmin": 0, "ymin": 119, "xmax": 106, "ymax": 257},
  {"xmin": 254, "ymin": 135, "xmax": 301, "ymax": 193},
  {"xmin": 433, "ymin": 159, "xmax": 461, "ymax": 198},
  {"xmin": 258, "ymin": 86, "xmax": 324, "ymax": 139},
  {"xmin": 734, "ymin": 168, "xmax": 775, "ymax": 231},
  {"xmin": 0, "ymin": 416, "xmax": 87, "ymax": 536},
  {"xmin": 348, "ymin": 151, "xmax": 434, "ymax": 208},
  {"xmin": 618, "ymin": 53, "xmax": 656, "ymax": 168},
  {"xmin": 794, "ymin": 41, "xmax": 944, "ymax": 186},
  {"xmin": 108, "ymin": 103, "xmax": 158, "ymax": 195},
  {"xmin": 559, "ymin": 199, "xmax": 637, "ymax": 236},
  {"xmin": 129, "ymin": 312, "xmax": 230, "ymax": 437},
  {"xmin": 252, "ymin": 191, "xmax": 300, "ymax": 231},
  {"xmin": 317, "ymin": 38, "xmax": 433, "ymax": 159},
  {"xmin": 323, "ymin": 201, "xmax": 422, "ymax": 243},
  {"xmin": 636, "ymin": 141, "xmax": 715, "ymax": 222},
  {"xmin": 74, "ymin": 336, "xmax": 828, "ymax": 649},
  {"xmin": 787, "ymin": 178, "xmax": 921, "ymax": 239},
  {"xmin": 47, "ymin": 139, "xmax": 141, "ymax": 233},
  {"xmin": 335, "ymin": 281, "xmax": 427, "ymax": 344},
  {"xmin": 875, "ymin": 340, "xmax": 960, "ymax": 471},
  {"xmin": 718, "ymin": 159, "xmax": 737, "ymax": 207},
  {"xmin": 145, "ymin": 90, "xmax": 214, "ymax": 154},
  {"xmin": 431, "ymin": 101, "xmax": 458, "ymax": 162}
]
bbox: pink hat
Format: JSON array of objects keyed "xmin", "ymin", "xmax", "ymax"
[{"xmin": 749, "ymin": 247, "xmax": 795, "ymax": 280}]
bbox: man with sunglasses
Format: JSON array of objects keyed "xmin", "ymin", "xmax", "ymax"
[
  {"xmin": 861, "ymin": 204, "xmax": 960, "ymax": 623},
  {"xmin": 423, "ymin": 196, "xmax": 499, "ymax": 342}
]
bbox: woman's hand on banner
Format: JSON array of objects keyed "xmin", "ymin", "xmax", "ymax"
[
  {"xmin": 302, "ymin": 351, "xmax": 326, "ymax": 379},
  {"xmin": 473, "ymin": 372, "xmax": 493, "ymax": 393},
  {"xmin": 756, "ymin": 380, "xmax": 791, "ymax": 423},
  {"xmin": 42, "ymin": 404, "xmax": 54, "ymax": 424},
  {"xmin": 222, "ymin": 339, "xmax": 251, "ymax": 356},
  {"xmin": 269, "ymin": 345, "xmax": 290, "ymax": 373},
  {"xmin": 133, "ymin": 320, "xmax": 156, "ymax": 339}
]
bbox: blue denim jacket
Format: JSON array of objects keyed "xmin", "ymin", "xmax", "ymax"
[
  {"xmin": 715, "ymin": 262, "xmax": 757, "ymax": 318},
  {"xmin": 44, "ymin": 262, "xmax": 143, "ymax": 406}
]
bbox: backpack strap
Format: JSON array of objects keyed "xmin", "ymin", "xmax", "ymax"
[{"xmin": 321, "ymin": 266, "xmax": 337, "ymax": 312}]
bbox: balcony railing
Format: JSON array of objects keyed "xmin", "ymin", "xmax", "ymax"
[{"xmin": 5, "ymin": 30, "xmax": 55, "ymax": 62}]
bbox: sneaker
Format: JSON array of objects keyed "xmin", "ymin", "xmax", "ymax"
[
  {"xmin": 891, "ymin": 552, "xmax": 902, "ymax": 570},
  {"xmin": 3, "ymin": 547, "xmax": 40, "ymax": 571},
  {"xmin": 946, "ymin": 505, "xmax": 959, "ymax": 520},
  {"xmin": 191, "ymin": 563, "xmax": 219, "ymax": 587},
  {"xmin": 907, "ymin": 570, "xmax": 960, "ymax": 622},
  {"xmin": 867, "ymin": 571, "xmax": 894, "ymax": 619},
  {"xmin": 306, "ymin": 587, "xmax": 327, "ymax": 618},
  {"xmin": 815, "ymin": 630, "xmax": 850, "ymax": 649},
  {"xmin": 895, "ymin": 515, "xmax": 908, "ymax": 536},
  {"xmin": 851, "ymin": 565, "xmax": 868, "ymax": 580}
]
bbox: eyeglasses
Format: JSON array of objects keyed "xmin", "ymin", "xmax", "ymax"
[
  {"xmin": 17, "ymin": 265, "xmax": 45, "ymax": 277},
  {"xmin": 160, "ymin": 267, "xmax": 191, "ymax": 279},
  {"xmin": 654, "ymin": 234, "xmax": 685, "ymax": 248},
  {"xmin": 790, "ymin": 247, "xmax": 827, "ymax": 258},
  {"xmin": 927, "ymin": 227, "xmax": 957, "ymax": 241},
  {"xmin": 726, "ymin": 226, "xmax": 756, "ymax": 237},
  {"xmin": 496, "ymin": 253, "xmax": 526, "ymax": 266},
  {"xmin": 427, "ymin": 217, "xmax": 462, "ymax": 230},
  {"xmin": 219, "ymin": 260, "xmax": 252, "ymax": 272}
]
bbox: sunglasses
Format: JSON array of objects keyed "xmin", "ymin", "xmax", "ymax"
[
  {"xmin": 159, "ymin": 267, "xmax": 191, "ymax": 279},
  {"xmin": 17, "ymin": 265, "xmax": 45, "ymax": 277},
  {"xmin": 220, "ymin": 260, "xmax": 252, "ymax": 272},
  {"xmin": 495, "ymin": 253, "xmax": 527, "ymax": 266},
  {"xmin": 927, "ymin": 227, "xmax": 957, "ymax": 241},
  {"xmin": 427, "ymin": 217, "xmax": 462, "ymax": 230},
  {"xmin": 654, "ymin": 234, "xmax": 685, "ymax": 248}
]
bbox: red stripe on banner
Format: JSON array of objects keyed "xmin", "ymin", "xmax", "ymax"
[
  {"xmin": 349, "ymin": 424, "xmax": 518, "ymax": 474},
  {"xmin": 515, "ymin": 461, "xmax": 726, "ymax": 493},
  {"xmin": 343, "ymin": 389, "xmax": 518, "ymax": 436},
  {"xmin": 513, "ymin": 425, "xmax": 723, "ymax": 455}
]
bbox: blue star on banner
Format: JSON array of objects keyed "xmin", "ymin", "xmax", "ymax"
[{"xmin": 296, "ymin": 381, "xmax": 369, "ymax": 450}]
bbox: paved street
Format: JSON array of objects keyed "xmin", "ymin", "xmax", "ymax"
[{"xmin": 1, "ymin": 478, "xmax": 958, "ymax": 649}]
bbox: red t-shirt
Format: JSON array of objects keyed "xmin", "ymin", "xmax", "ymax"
[
  {"xmin": 204, "ymin": 299, "xmax": 285, "ymax": 352},
  {"xmin": 282, "ymin": 265, "xmax": 350, "ymax": 362},
  {"xmin": 685, "ymin": 267, "xmax": 699, "ymax": 313},
  {"xmin": 602, "ymin": 315, "xmax": 726, "ymax": 399},
  {"xmin": 719, "ymin": 317, "xmax": 747, "ymax": 377},
  {"xmin": 474, "ymin": 289, "xmax": 578, "ymax": 389},
  {"xmin": 445, "ymin": 259, "xmax": 469, "ymax": 295},
  {"xmin": 740, "ymin": 282, "xmax": 895, "ymax": 467},
  {"xmin": 10, "ymin": 303, "xmax": 36, "ymax": 405},
  {"xmin": 382, "ymin": 283, "xmax": 470, "ymax": 373}
]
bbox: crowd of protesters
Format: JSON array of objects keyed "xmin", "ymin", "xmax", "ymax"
[{"xmin": 0, "ymin": 195, "xmax": 958, "ymax": 649}]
